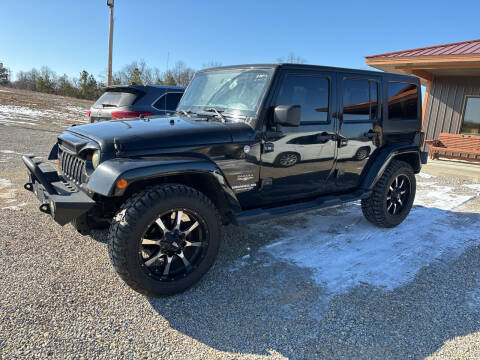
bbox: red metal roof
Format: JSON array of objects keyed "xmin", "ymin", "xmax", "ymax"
[{"xmin": 366, "ymin": 39, "xmax": 480, "ymax": 59}]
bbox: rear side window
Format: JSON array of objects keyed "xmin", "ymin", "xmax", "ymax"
[
  {"xmin": 276, "ymin": 75, "xmax": 330, "ymax": 123},
  {"xmin": 342, "ymin": 79, "xmax": 378, "ymax": 121},
  {"xmin": 388, "ymin": 82, "xmax": 418, "ymax": 121},
  {"xmin": 93, "ymin": 91, "xmax": 138, "ymax": 108},
  {"xmin": 153, "ymin": 93, "xmax": 183, "ymax": 111}
]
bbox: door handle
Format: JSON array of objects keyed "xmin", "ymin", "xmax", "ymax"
[
  {"xmin": 316, "ymin": 132, "xmax": 333, "ymax": 143},
  {"xmin": 365, "ymin": 130, "xmax": 379, "ymax": 139}
]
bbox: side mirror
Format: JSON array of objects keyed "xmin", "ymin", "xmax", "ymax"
[{"xmin": 274, "ymin": 105, "xmax": 301, "ymax": 127}]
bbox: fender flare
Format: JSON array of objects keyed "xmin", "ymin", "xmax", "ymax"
[
  {"xmin": 86, "ymin": 156, "xmax": 241, "ymax": 212},
  {"xmin": 360, "ymin": 144, "xmax": 422, "ymax": 190}
]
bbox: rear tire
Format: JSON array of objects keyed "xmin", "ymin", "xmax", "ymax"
[
  {"xmin": 361, "ymin": 160, "xmax": 416, "ymax": 228},
  {"xmin": 108, "ymin": 184, "xmax": 221, "ymax": 297}
]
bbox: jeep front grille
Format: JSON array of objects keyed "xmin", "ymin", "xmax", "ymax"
[{"xmin": 60, "ymin": 151, "xmax": 85, "ymax": 184}]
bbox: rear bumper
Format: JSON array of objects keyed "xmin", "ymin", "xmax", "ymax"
[{"xmin": 22, "ymin": 155, "xmax": 96, "ymax": 226}]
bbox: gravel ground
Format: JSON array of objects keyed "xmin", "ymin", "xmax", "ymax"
[{"xmin": 1, "ymin": 88, "xmax": 480, "ymax": 359}]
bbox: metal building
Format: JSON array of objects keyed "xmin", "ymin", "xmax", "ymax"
[{"xmin": 366, "ymin": 39, "xmax": 480, "ymax": 143}]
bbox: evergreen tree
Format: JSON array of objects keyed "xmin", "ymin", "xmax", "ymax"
[
  {"xmin": 36, "ymin": 76, "xmax": 55, "ymax": 93},
  {"xmin": 129, "ymin": 67, "xmax": 143, "ymax": 85},
  {"xmin": 56, "ymin": 74, "xmax": 78, "ymax": 97},
  {"xmin": 35, "ymin": 66, "xmax": 57, "ymax": 94},
  {"xmin": 78, "ymin": 70, "xmax": 99, "ymax": 99},
  {"xmin": 163, "ymin": 72, "xmax": 177, "ymax": 86},
  {"xmin": 0, "ymin": 62, "xmax": 9, "ymax": 86}
]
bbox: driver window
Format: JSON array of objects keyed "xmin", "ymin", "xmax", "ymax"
[{"xmin": 276, "ymin": 75, "xmax": 330, "ymax": 123}]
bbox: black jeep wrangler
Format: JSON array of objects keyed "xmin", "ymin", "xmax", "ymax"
[{"xmin": 23, "ymin": 64, "xmax": 427, "ymax": 297}]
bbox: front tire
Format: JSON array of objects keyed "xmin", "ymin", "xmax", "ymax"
[
  {"xmin": 361, "ymin": 160, "xmax": 416, "ymax": 228},
  {"xmin": 108, "ymin": 184, "xmax": 221, "ymax": 297}
]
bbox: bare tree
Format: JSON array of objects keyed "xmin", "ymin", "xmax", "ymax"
[
  {"xmin": 169, "ymin": 61, "xmax": 195, "ymax": 87},
  {"xmin": 36, "ymin": 66, "xmax": 57, "ymax": 94},
  {"xmin": 277, "ymin": 52, "xmax": 307, "ymax": 64},
  {"xmin": 202, "ymin": 61, "xmax": 222, "ymax": 69},
  {"xmin": 115, "ymin": 60, "xmax": 154, "ymax": 85},
  {"xmin": 14, "ymin": 68, "xmax": 40, "ymax": 91}
]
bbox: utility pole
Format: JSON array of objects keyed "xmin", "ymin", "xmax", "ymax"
[{"xmin": 107, "ymin": 0, "xmax": 114, "ymax": 86}]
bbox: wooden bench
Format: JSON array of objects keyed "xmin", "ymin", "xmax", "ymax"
[{"xmin": 425, "ymin": 133, "xmax": 480, "ymax": 162}]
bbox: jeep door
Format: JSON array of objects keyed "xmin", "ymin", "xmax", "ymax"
[
  {"xmin": 259, "ymin": 69, "xmax": 338, "ymax": 202},
  {"xmin": 335, "ymin": 73, "xmax": 381, "ymax": 189}
]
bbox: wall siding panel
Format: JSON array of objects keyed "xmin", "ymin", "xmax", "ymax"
[{"xmin": 424, "ymin": 76, "xmax": 480, "ymax": 141}]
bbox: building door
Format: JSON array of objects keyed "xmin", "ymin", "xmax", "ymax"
[{"xmin": 260, "ymin": 69, "xmax": 338, "ymax": 202}]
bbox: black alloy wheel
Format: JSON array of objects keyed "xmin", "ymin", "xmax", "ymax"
[
  {"xmin": 361, "ymin": 160, "xmax": 416, "ymax": 228},
  {"xmin": 108, "ymin": 184, "xmax": 221, "ymax": 297},
  {"xmin": 140, "ymin": 209, "xmax": 208, "ymax": 281},
  {"xmin": 386, "ymin": 174, "xmax": 411, "ymax": 216}
]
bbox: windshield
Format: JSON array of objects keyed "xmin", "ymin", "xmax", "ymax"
[{"xmin": 177, "ymin": 68, "xmax": 273, "ymax": 118}]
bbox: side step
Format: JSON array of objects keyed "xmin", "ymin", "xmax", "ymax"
[{"xmin": 236, "ymin": 189, "xmax": 371, "ymax": 225}]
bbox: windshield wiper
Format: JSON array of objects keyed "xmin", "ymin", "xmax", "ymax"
[
  {"xmin": 102, "ymin": 104, "xmax": 117, "ymax": 108},
  {"xmin": 203, "ymin": 107, "xmax": 226, "ymax": 123},
  {"xmin": 176, "ymin": 109, "xmax": 193, "ymax": 117}
]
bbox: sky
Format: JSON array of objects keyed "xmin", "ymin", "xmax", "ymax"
[{"xmin": 1, "ymin": 0, "xmax": 480, "ymax": 81}]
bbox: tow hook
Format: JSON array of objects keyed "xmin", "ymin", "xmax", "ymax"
[
  {"xmin": 39, "ymin": 203, "xmax": 51, "ymax": 214},
  {"xmin": 24, "ymin": 183, "xmax": 33, "ymax": 192}
]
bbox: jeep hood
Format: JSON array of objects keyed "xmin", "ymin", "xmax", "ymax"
[{"xmin": 66, "ymin": 116, "xmax": 247, "ymax": 153}]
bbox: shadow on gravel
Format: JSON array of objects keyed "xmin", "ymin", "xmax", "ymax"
[{"xmin": 142, "ymin": 206, "xmax": 480, "ymax": 359}]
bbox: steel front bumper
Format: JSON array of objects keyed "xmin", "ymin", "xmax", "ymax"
[{"xmin": 22, "ymin": 155, "xmax": 95, "ymax": 226}]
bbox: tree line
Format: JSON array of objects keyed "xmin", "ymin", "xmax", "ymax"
[
  {"xmin": 0, "ymin": 60, "xmax": 198, "ymax": 101},
  {"xmin": 0, "ymin": 53, "xmax": 306, "ymax": 101}
]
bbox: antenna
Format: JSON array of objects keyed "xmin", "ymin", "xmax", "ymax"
[{"xmin": 164, "ymin": 52, "xmax": 170, "ymax": 112}]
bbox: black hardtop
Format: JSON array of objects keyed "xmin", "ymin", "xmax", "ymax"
[{"xmin": 200, "ymin": 63, "xmax": 419, "ymax": 83}]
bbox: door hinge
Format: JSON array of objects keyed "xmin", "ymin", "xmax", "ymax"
[{"xmin": 259, "ymin": 178, "xmax": 272, "ymax": 190}]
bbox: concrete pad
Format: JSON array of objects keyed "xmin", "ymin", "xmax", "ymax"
[{"xmin": 422, "ymin": 159, "xmax": 480, "ymax": 182}]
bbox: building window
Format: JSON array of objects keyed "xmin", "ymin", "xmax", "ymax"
[
  {"xmin": 276, "ymin": 75, "xmax": 330, "ymax": 123},
  {"xmin": 461, "ymin": 96, "xmax": 480, "ymax": 134},
  {"xmin": 342, "ymin": 79, "xmax": 378, "ymax": 121},
  {"xmin": 388, "ymin": 82, "xmax": 418, "ymax": 121}
]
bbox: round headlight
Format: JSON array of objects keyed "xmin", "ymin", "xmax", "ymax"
[{"xmin": 92, "ymin": 151, "xmax": 100, "ymax": 169}]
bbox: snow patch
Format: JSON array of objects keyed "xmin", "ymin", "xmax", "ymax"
[
  {"xmin": 0, "ymin": 150, "xmax": 23, "ymax": 155},
  {"xmin": 0, "ymin": 104, "xmax": 88, "ymax": 126},
  {"xmin": 0, "ymin": 178, "xmax": 18, "ymax": 207},
  {"xmin": 234, "ymin": 180, "xmax": 479, "ymax": 297},
  {"xmin": 417, "ymin": 173, "xmax": 435, "ymax": 179},
  {"xmin": 414, "ymin": 184, "xmax": 474, "ymax": 210},
  {"xmin": 0, "ymin": 179, "xmax": 12, "ymax": 188},
  {"xmin": 1, "ymin": 204, "xmax": 25, "ymax": 211},
  {"xmin": 464, "ymin": 184, "xmax": 480, "ymax": 194},
  {"xmin": 466, "ymin": 276, "xmax": 480, "ymax": 312}
]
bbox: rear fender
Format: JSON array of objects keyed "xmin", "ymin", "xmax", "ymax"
[{"xmin": 360, "ymin": 143, "xmax": 422, "ymax": 190}]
